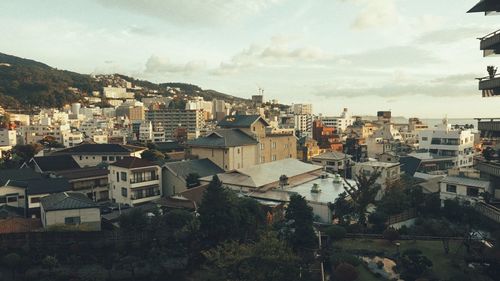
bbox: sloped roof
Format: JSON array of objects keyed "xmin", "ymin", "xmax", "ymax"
[
  {"xmin": 218, "ymin": 115, "xmax": 269, "ymax": 128},
  {"xmin": 418, "ymin": 176, "xmax": 444, "ymax": 194},
  {"xmin": 41, "ymin": 192, "xmax": 98, "ymax": 211},
  {"xmin": 10, "ymin": 178, "xmax": 71, "ymax": 195},
  {"xmin": 0, "ymin": 168, "xmax": 42, "ymax": 186},
  {"xmin": 204, "ymin": 158, "xmax": 323, "ymax": 188},
  {"xmin": 468, "ymin": 0, "xmax": 500, "ymax": 13},
  {"xmin": 54, "ymin": 167, "xmax": 109, "ymax": 180},
  {"xmin": 187, "ymin": 129, "xmax": 258, "ymax": 148},
  {"xmin": 154, "ymin": 141, "xmax": 184, "ymax": 152},
  {"xmin": 110, "ymin": 157, "xmax": 158, "ymax": 169},
  {"xmin": 53, "ymin": 143, "xmax": 146, "ymax": 155},
  {"xmin": 31, "ymin": 155, "xmax": 80, "ymax": 172},
  {"xmin": 312, "ymin": 151, "xmax": 351, "ymax": 161},
  {"xmin": 399, "ymin": 156, "xmax": 422, "ymax": 177},
  {"xmin": 164, "ymin": 159, "xmax": 224, "ymax": 181}
]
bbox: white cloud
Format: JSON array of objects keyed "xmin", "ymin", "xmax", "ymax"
[
  {"xmin": 144, "ymin": 55, "xmax": 206, "ymax": 74},
  {"xmin": 416, "ymin": 26, "xmax": 492, "ymax": 44},
  {"xmin": 340, "ymin": 0, "xmax": 399, "ymax": 29},
  {"xmin": 95, "ymin": 0, "xmax": 284, "ymax": 26}
]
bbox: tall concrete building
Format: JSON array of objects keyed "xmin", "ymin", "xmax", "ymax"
[
  {"xmin": 146, "ymin": 107, "xmax": 205, "ymax": 140},
  {"xmin": 292, "ymin": 104, "xmax": 313, "ymax": 115}
]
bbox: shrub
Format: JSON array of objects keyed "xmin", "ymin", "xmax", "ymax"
[
  {"xmin": 335, "ymin": 263, "xmax": 359, "ymax": 281},
  {"xmin": 383, "ymin": 228, "xmax": 400, "ymax": 243},
  {"xmin": 330, "ymin": 253, "xmax": 361, "ymax": 267},
  {"xmin": 325, "ymin": 225, "xmax": 347, "ymax": 241}
]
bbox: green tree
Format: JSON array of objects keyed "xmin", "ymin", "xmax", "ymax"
[
  {"xmin": 334, "ymin": 262, "xmax": 359, "ymax": 281},
  {"xmin": 140, "ymin": 149, "xmax": 165, "ymax": 162},
  {"xmin": 343, "ymin": 169, "xmax": 382, "ymax": 225},
  {"xmin": 330, "ymin": 192, "xmax": 355, "ymax": 225},
  {"xmin": 378, "ymin": 185, "xmax": 410, "ymax": 215},
  {"xmin": 2, "ymin": 253, "xmax": 22, "ymax": 280},
  {"xmin": 198, "ymin": 176, "xmax": 239, "ymax": 246},
  {"xmin": 285, "ymin": 194, "xmax": 317, "ymax": 251},
  {"xmin": 382, "ymin": 227, "xmax": 400, "ymax": 243},
  {"xmin": 399, "ymin": 249, "xmax": 433, "ymax": 281},
  {"xmin": 118, "ymin": 208, "xmax": 148, "ymax": 232},
  {"xmin": 12, "ymin": 143, "xmax": 43, "ymax": 163},
  {"xmin": 235, "ymin": 196, "xmax": 266, "ymax": 241},
  {"xmin": 325, "ymin": 225, "xmax": 347, "ymax": 242},
  {"xmin": 203, "ymin": 232, "xmax": 302, "ymax": 281},
  {"xmin": 185, "ymin": 173, "xmax": 201, "ymax": 188}
]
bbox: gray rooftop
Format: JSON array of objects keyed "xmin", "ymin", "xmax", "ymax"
[
  {"xmin": 187, "ymin": 129, "xmax": 258, "ymax": 148},
  {"xmin": 440, "ymin": 176, "xmax": 491, "ymax": 189},
  {"xmin": 203, "ymin": 158, "xmax": 323, "ymax": 188},
  {"xmin": 41, "ymin": 192, "xmax": 99, "ymax": 212},
  {"xmin": 313, "ymin": 151, "xmax": 351, "ymax": 161},
  {"xmin": 164, "ymin": 159, "xmax": 224, "ymax": 180},
  {"xmin": 218, "ymin": 115, "xmax": 269, "ymax": 128}
]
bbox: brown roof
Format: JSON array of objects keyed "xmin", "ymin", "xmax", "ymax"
[
  {"xmin": 178, "ymin": 183, "xmax": 209, "ymax": 205},
  {"xmin": 110, "ymin": 157, "xmax": 158, "ymax": 169},
  {"xmin": 0, "ymin": 218, "xmax": 42, "ymax": 234},
  {"xmin": 155, "ymin": 197, "xmax": 196, "ymax": 210}
]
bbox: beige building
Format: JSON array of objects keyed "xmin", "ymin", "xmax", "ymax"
[
  {"xmin": 188, "ymin": 115, "xmax": 297, "ymax": 171},
  {"xmin": 108, "ymin": 157, "xmax": 161, "ymax": 206},
  {"xmin": 146, "ymin": 107, "xmax": 205, "ymax": 140},
  {"xmin": 40, "ymin": 192, "xmax": 101, "ymax": 231},
  {"xmin": 352, "ymin": 160, "xmax": 401, "ymax": 199}
]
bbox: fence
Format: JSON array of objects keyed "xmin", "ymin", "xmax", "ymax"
[
  {"xmin": 475, "ymin": 202, "xmax": 500, "ymax": 223},
  {"xmin": 387, "ymin": 208, "xmax": 417, "ymax": 225}
]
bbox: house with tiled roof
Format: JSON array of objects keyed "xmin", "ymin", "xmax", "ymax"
[
  {"xmin": 108, "ymin": 157, "xmax": 161, "ymax": 206},
  {"xmin": 52, "ymin": 143, "xmax": 146, "ymax": 167},
  {"xmin": 40, "ymin": 192, "xmax": 101, "ymax": 231},
  {"xmin": 54, "ymin": 167, "xmax": 110, "ymax": 201},
  {"xmin": 188, "ymin": 114, "xmax": 297, "ymax": 171},
  {"xmin": 162, "ymin": 158, "xmax": 224, "ymax": 196},
  {"xmin": 22, "ymin": 155, "xmax": 80, "ymax": 173}
]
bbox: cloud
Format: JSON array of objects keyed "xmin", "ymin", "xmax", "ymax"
[
  {"xmin": 339, "ymin": 46, "xmax": 440, "ymax": 68},
  {"xmin": 95, "ymin": 0, "xmax": 284, "ymax": 26},
  {"xmin": 211, "ymin": 36, "xmax": 331, "ymax": 75},
  {"xmin": 144, "ymin": 55, "xmax": 206, "ymax": 74},
  {"xmin": 312, "ymin": 73, "xmax": 478, "ymax": 98},
  {"xmin": 340, "ymin": 0, "xmax": 399, "ymax": 29},
  {"xmin": 416, "ymin": 26, "xmax": 492, "ymax": 44}
]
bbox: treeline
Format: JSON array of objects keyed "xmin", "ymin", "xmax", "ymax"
[{"xmin": 0, "ymin": 176, "xmax": 320, "ymax": 281}]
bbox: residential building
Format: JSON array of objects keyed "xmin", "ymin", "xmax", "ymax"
[
  {"xmin": 418, "ymin": 118, "xmax": 475, "ymax": 168},
  {"xmin": 55, "ymin": 167, "xmax": 110, "ymax": 202},
  {"xmin": 108, "ymin": 157, "xmax": 161, "ymax": 206},
  {"xmin": 188, "ymin": 129, "xmax": 259, "ymax": 170},
  {"xmin": 294, "ymin": 114, "xmax": 313, "ymax": 137},
  {"xmin": 22, "ymin": 155, "xmax": 80, "ymax": 174},
  {"xmin": 297, "ymin": 136, "xmax": 322, "ymax": 162},
  {"xmin": 319, "ymin": 108, "xmax": 355, "ymax": 132},
  {"xmin": 312, "ymin": 151, "xmax": 352, "ymax": 174},
  {"xmin": 0, "ymin": 129, "xmax": 16, "ymax": 146},
  {"xmin": 146, "ymin": 107, "xmax": 205, "ymax": 140},
  {"xmin": 40, "ymin": 192, "xmax": 101, "ymax": 231},
  {"xmin": 439, "ymin": 176, "xmax": 491, "ymax": 205},
  {"xmin": 116, "ymin": 102, "xmax": 145, "ymax": 121},
  {"xmin": 312, "ymin": 120, "xmax": 343, "ymax": 151},
  {"xmin": 352, "ymin": 160, "xmax": 401, "ymax": 198},
  {"xmin": 62, "ymin": 130, "xmax": 84, "ymax": 147},
  {"xmin": 162, "ymin": 159, "xmax": 224, "ymax": 196},
  {"xmin": 103, "ymin": 86, "xmax": 134, "ymax": 99},
  {"xmin": 52, "ymin": 143, "xmax": 146, "ymax": 167}
]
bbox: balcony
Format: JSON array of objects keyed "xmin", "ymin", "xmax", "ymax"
[
  {"xmin": 130, "ymin": 190, "xmax": 161, "ymax": 200},
  {"xmin": 479, "ymin": 29, "xmax": 500, "ymax": 56},
  {"xmin": 476, "ymin": 160, "xmax": 500, "ymax": 177},
  {"xmin": 478, "ymin": 75, "xmax": 500, "ymax": 97},
  {"xmin": 130, "ymin": 175, "xmax": 159, "ymax": 184}
]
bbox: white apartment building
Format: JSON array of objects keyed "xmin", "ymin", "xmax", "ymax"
[
  {"xmin": 418, "ymin": 119, "xmax": 475, "ymax": 168},
  {"xmin": 19, "ymin": 123, "xmax": 71, "ymax": 145},
  {"xmin": 103, "ymin": 86, "xmax": 134, "ymax": 99},
  {"xmin": 294, "ymin": 114, "xmax": 313, "ymax": 137},
  {"xmin": 319, "ymin": 108, "xmax": 355, "ymax": 132},
  {"xmin": 62, "ymin": 131, "xmax": 84, "ymax": 148},
  {"xmin": 108, "ymin": 157, "xmax": 162, "ymax": 207},
  {"xmin": 146, "ymin": 108, "xmax": 205, "ymax": 140}
]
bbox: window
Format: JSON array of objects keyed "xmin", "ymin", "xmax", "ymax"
[
  {"xmin": 7, "ymin": 197, "xmax": 17, "ymax": 203},
  {"xmin": 260, "ymin": 143, "xmax": 265, "ymax": 150},
  {"xmin": 79, "ymin": 156, "xmax": 83, "ymax": 160},
  {"xmin": 272, "ymin": 155, "xmax": 277, "ymax": 161},
  {"xmin": 121, "ymin": 172, "xmax": 127, "ymax": 181},
  {"xmin": 466, "ymin": 187, "xmax": 479, "ymax": 197},
  {"xmin": 64, "ymin": 216, "xmax": 81, "ymax": 225},
  {"xmin": 285, "ymin": 144, "xmax": 289, "ymax": 148},
  {"xmin": 421, "ymin": 137, "xmax": 428, "ymax": 141},
  {"xmin": 237, "ymin": 148, "xmax": 240, "ymax": 154},
  {"xmin": 0, "ymin": 197, "xmax": 5, "ymax": 204},
  {"xmin": 102, "ymin": 155, "xmax": 108, "ymax": 161},
  {"xmin": 109, "ymin": 156, "xmax": 115, "ymax": 161},
  {"xmin": 272, "ymin": 142, "xmax": 277, "ymax": 149},
  {"xmin": 116, "ymin": 172, "xmax": 119, "ymax": 182},
  {"xmin": 121, "ymin": 188, "xmax": 128, "ymax": 197},
  {"xmin": 30, "ymin": 197, "xmax": 40, "ymax": 204},
  {"xmin": 260, "ymin": 156, "xmax": 265, "ymax": 163},
  {"xmin": 446, "ymin": 184, "xmax": 457, "ymax": 193}
]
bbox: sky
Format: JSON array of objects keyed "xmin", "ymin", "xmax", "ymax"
[{"xmin": 0, "ymin": 0, "xmax": 498, "ymax": 118}]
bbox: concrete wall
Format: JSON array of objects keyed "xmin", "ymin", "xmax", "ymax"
[{"xmin": 42, "ymin": 207, "xmax": 101, "ymax": 231}]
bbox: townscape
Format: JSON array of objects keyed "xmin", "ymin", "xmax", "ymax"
[{"xmin": 1, "ymin": 1, "xmax": 500, "ymax": 281}]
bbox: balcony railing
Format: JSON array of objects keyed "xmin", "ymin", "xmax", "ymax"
[
  {"xmin": 479, "ymin": 29, "xmax": 500, "ymax": 55},
  {"xmin": 130, "ymin": 175, "xmax": 159, "ymax": 184},
  {"xmin": 131, "ymin": 190, "xmax": 161, "ymax": 200},
  {"xmin": 478, "ymin": 75, "xmax": 500, "ymax": 90},
  {"xmin": 476, "ymin": 159, "xmax": 500, "ymax": 177}
]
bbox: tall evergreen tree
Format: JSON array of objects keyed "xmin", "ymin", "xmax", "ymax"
[
  {"xmin": 285, "ymin": 194, "xmax": 317, "ymax": 251},
  {"xmin": 198, "ymin": 176, "xmax": 239, "ymax": 246}
]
